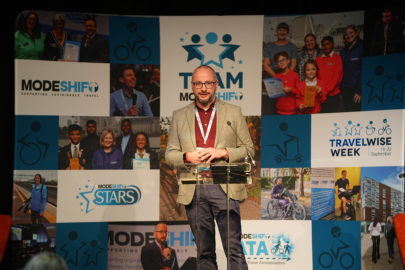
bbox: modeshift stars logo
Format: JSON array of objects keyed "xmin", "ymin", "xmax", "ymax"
[
  {"xmin": 180, "ymin": 32, "xmax": 241, "ymax": 69},
  {"xmin": 77, "ymin": 180, "xmax": 142, "ymax": 214}
]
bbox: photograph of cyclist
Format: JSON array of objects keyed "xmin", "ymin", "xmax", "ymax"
[
  {"xmin": 261, "ymin": 168, "xmax": 310, "ymax": 220},
  {"xmin": 334, "ymin": 168, "xmax": 361, "ymax": 221},
  {"xmin": 335, "ymin": 170, "xmax": 350, "ymax": 220},
  {"xmin": 271, "ymin": 177, "xmax": 291, "ymax": 209}
]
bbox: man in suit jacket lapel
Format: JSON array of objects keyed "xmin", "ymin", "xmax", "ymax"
[{"xmin": 174, "ymin": 99, "xmax": 251, "ymax": 205}]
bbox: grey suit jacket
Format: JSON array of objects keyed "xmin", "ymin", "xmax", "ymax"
[{"xmin": 165, "ymin": 99, "xmax": 254, "ymax": 205}]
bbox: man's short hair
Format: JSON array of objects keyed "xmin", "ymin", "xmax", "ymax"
[
  {"xmin": 274, "ymin": 51, "xmax": 289, "ymax": 63},
  {"xmin": 321, "ymin": 36, "xmax": 334, "ymax": 45},
  {"xmin": 154, "ymin": 222, "xmax": 167, "ymax": 231},
  {"xmin": 121, "ymin": 118, "xmax": 131, "ymax": 126},
  {"xmin": 86, "ymin": 119, "xmax": 97, "ymax": 126},
  {"xmin": 84, "ymin": 15, "xmax": 97, "ymax": 26},
  {"xmin": 341, "ymin": 170, "xmax": 347, "ymax": 174},
  {"xmin": 120, "ymin": 65, "xmax": 136, "ymax": 78},
  {"xmin": 68, "ymin": 124, "xmax": 82, "ymax": 133}
]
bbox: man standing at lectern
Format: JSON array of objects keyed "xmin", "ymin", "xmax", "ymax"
[{"xmin": 165, "ymin": 65, "xmax": 253, "ymax": 270}]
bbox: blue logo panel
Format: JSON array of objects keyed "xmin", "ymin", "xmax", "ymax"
[
  {"xmin": 14, "ymin": 115, "xmax": 58, "ymax": 170},
  {"xmin": 109, "ymin": 16, "xmax": 160, "ymax": 64},
  {"xmin": 362, "ymin": 53, "xmax": 405, "ymax": 111},
  {"xmin": 261, "ymin": 115, "xmax": 311, "ymax": 168},
  {"xmin": 312, "ymin": 221, "xmax": 360, "ymax": 270},
  {"xmin": 57, "ymin": 222, "xmax": 108, "ymax": 270}
]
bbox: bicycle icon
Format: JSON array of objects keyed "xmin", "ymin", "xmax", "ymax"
[
  {"xmin": 271, "ymin": 236, "xmax": 292, "ymax": 260},
  {"xmin": 18, "ymin": 121, "xmax": 49, "ymax": 166},
  {"xmin": 113, "ymin": 22, "xmax": 152, "ymax": 61},
  {"xmin": 318, "ymin": 226, "xmax": 355, "ymax": 269},
  {"xmin": 378, "ymin": 119, "xmax": 392, "ymax": 135}
]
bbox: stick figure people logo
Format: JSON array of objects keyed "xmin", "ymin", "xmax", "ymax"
[
  {"xmin": 366, "ymin": 65, "xmax": 392, "ymax": 104},
  {"xmin": 59, "ymin": 230, "xmax": 105, "ymax": 268},
  {"xmin": 181, "ymin": 32, "xmax": 241, "ymax": 69}
]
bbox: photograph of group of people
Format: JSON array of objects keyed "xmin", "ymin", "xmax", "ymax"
[
  {"xmin": 58, "ymin": 116, "xmax": 160, "ymax": 170},
  {"xmin": 262, "ymin": 9, "xmax": 405, "ymax": 115},
  {"xmin": 15, "ymin": 11, "xmax": 109, "ymax": 62}
]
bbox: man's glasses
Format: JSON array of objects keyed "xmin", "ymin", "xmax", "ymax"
[
  {"xmin": 155, "ymin": 230, "xmax": 168, "ymax": 234},
  {"xmin": 191, "ymin": 81, "xmax": 217, "ymax": 89}
]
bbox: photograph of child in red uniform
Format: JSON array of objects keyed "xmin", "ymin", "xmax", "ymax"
[
  {"xmin": 273, "ymin": 51, "xmax": 300, "ymax": 115},
  {"xmin": 296, "ymin": 59, "xmax": 326, "ymax": 114},
  {"xmin": 315, "ymin": 36, "xmax": 344, "ymax": 113}
]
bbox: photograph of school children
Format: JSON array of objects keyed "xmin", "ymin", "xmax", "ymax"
[{"xmin": 262, "ymin": 11, "xmax": 365, "ymax": 115}]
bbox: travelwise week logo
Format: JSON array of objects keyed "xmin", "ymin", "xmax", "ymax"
[
  {"xmin": 329, "ymin": 118, "xmax": 393, "ymax": 157},
  {"xmin": 242, "ymin": 233, "xmax": 294, "ymax": 265},
  {"xmin": 178, "ymin": 31, "xmax": 244, "ymax": 102},
  {"xmin": 77, "ymin": 180, "xmax": 142, "ymax": 214}
]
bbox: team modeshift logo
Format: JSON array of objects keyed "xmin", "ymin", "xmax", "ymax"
[
  {"xmin": 178, "ymin": 31, "xmax": 244, "ymax": 102},
  {"xmin": 77, "ymin": 180, "xmax": 142, "ymax": 214},
  {"xmin": 181, "ymin": 32, "xmax": 241, "ymax": 69}
]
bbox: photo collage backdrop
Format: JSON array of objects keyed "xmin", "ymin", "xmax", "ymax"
[{"xmin": 13, "ymin": 8, "xmax": 404, "ymax": 270}]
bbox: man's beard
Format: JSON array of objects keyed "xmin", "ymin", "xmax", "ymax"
[{"xmin": 196, "ymin": 94, "xmax": 214, "ymax": 106}]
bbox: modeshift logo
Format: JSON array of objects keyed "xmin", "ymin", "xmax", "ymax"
[
  {"xmin": 21, "ymin": 79, "xmax": 99, "ymax": 93},
  {"xmin": 180, "ymin": 32, "xmax": 241, "ymax": 69},
  {"xmin": 77, "ymin": 180, "xmax": 142, "ymax": 214}
]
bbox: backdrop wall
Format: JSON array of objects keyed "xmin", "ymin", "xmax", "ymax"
[{"xmin": 11, "ymin": 8, "xmax": 405, "ymax": 270}]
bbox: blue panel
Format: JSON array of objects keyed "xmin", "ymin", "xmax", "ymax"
[
  {"xmin": 14, "ymin": 115, "xmax": 58, "ymax": 170},
  {"xmin": 312, "ymin": 221, "xmax": 360, "ymax": 270},
  {"xmin": 311, "ymin": 188, "xmax": 335, "ymax": 220},
  {"xmin": 56, "ymin": 222, "xmax": 108, "ymax": 270},
  {"xmin": 261, "ymin": 115, "xmax": 311, "ymax": 168},
  {"xmin": 362, "ymin": 53, "xmax": 405, "ymax": 111},
  {"xmin": 109, "ymin": 16, "xmax": 160, "ymax": 64}
]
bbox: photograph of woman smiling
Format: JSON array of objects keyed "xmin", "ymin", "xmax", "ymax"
[
  {"xmin": 92, "ymin": 129, "xmax": 123, "ymax": 169},
  {"xmin": 131, "ymin": 132, "xmax": 159, "ymax": 170}
]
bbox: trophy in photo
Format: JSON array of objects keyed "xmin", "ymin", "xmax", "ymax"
[
  {"xmin": 69, "ymin": 157, "xmax": 80, "ymax": 170},
  {"xmin": 304, "ymin": 86, "xmax": 317, "ymax": 107}
]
